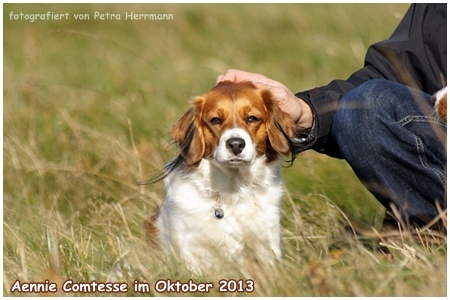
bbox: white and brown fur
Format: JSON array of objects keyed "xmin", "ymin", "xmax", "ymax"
[
  {"xmin": 433, "ymin": 86, "xmax": 447, "ymax": 122},
  {"xmin": 144, "ymin": 81, "xmax": 296, "ymax": 271}
]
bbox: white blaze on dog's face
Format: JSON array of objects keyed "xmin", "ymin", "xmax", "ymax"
[{"xmin": 170, "ymin": 81, "xmax": 296, "ymax": 167}]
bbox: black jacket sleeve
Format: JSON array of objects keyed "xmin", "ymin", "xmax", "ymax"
[{"xmin": 294, "ymin": 3, "xmax": 447, "ymax": 157}]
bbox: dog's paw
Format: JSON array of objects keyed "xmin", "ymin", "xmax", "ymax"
[{"xmin": 432, "ymin": 87, "xmax": 447, "ymax": 122}]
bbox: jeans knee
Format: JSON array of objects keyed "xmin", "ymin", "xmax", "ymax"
[
  {"xmin": 337, "ymin": 79, "xmax": 398, "ymax": 119},
  {"xmin": 332, "ymin": 80, "xmax": 389, "ymax": 156},
  {"xmin": 332, "ymin": 79, "xmax": 430, "ymax": 156}
]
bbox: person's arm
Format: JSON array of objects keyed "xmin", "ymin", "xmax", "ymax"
[
  {"xmin": 297, "ymin": 3, "xmax": 447, "ymax": 156},
  {"xmin": 217, "ymin": 4, "xmax": 446, "ymax": 156}
]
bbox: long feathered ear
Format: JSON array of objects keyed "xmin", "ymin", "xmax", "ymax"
[
  {"xmin": 261, "ymin": 89, "xmax": 296, "ymax": 157},
  {"xmin": 171, "ymin": 97, "xmax": 205, "ymax": 166}
]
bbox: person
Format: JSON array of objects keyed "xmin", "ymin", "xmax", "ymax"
[{"xmin": 216, "ymin": 3, "xmax": 446, "ymax": 229}]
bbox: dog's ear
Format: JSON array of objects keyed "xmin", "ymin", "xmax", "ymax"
[
  {"xmin": 261, "ymin": 89, "xmax": 296, "ymax": 156},
  {"xmin": 171, "ymin": 97, "xmax": 205, "ymax": 166}
]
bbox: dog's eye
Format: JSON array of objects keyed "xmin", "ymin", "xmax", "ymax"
[
  {"xmin": 210, "ymin": 117, "xmax": 222, "ymax": 125},
  {"xmin": 247, "ymin": 116, "xmax": 259, "ymax": 123}
]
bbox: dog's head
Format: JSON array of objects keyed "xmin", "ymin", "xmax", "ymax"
[{"xmin": 171, "ymin": 81, "xmax": 296, "ymax": 167}]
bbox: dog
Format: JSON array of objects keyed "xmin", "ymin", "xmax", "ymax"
[
  {"xmin": 433, "ymin": 86, "xmax": 447, "ymax": 121},
  {"xmin": 144, "ymin": 81, "xmax": 296, "ymax": 271}
]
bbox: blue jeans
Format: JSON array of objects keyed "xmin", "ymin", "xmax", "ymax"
[{"xmin": 332, "ymin": 79, "xmax": 446, "ymax": 227}]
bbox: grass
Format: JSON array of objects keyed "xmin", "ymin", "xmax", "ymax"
[{"xmin": 3, "ymin": 3, "xmax": 446, "ymax": 296}]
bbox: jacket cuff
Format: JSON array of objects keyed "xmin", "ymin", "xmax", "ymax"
[{"xmin": 294, "ymin": 88, "xmax": 338, "ymax": 153}]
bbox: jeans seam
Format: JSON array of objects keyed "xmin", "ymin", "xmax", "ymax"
[
  {"xmin": 399, "ymin": 115, "xmax": 447, "ymax": 127},
  {"xmin": 415, "ymin": 135, "xmax": 447, "ymax": 189}
]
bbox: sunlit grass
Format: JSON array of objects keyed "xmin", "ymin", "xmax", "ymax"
[{"xmin": 4, "ymin": 3, "xmax": 446, "ymax": 296}]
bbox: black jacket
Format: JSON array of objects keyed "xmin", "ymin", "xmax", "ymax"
[{"xmin": 295, "ymin": 3, "xmax": 447, "ymax": 157}]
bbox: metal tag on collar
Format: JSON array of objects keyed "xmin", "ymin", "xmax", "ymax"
[{"xmin": 214, "ymin": 208, "xmax": 224, "ymax": 219}]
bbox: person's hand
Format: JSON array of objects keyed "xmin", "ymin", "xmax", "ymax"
[{"xmin": 216, "ymin": 69, "xmax": 313, "ymax": 131}]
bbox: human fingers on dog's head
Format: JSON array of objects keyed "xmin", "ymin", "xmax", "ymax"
[{"xmin": 215, "ymin": 69, "xmax": 271, "ymax": 86}]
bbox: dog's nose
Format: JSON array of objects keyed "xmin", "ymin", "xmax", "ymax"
[{"xmin": 226, "ymin": 137, "xmax": 245, "ymax": 155}]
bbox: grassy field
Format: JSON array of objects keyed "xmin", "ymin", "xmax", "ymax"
[{"xmin": 3, "ymin": 3, "xmax": 446, "ymax": 296}]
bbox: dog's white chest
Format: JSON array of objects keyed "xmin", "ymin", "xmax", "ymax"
[{"xmin": 156, "ymin": 158, "xmax": 283, "ymax": 269}]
